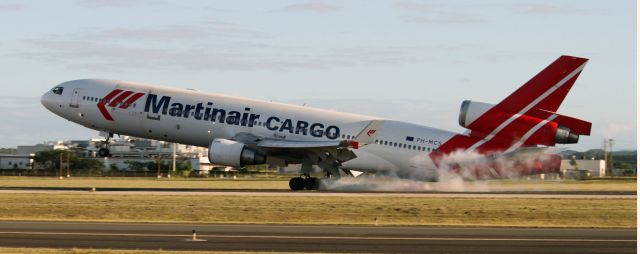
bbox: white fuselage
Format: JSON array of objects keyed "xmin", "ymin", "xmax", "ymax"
[{"xmin": 42, "ymin": 79, "xmax": 458, "ymax": 178}]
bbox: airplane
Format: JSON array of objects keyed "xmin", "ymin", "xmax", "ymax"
[{"xmin": 41, "ymin": 55, "xmax": 591, "ymax": 190}]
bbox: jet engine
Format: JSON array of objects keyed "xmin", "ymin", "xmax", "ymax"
[
  {"xmin": 458, "ymin": 100, "xmax": 494, "ymax": 128},
  {"xmin": 208, "ymin": 138, "xmax": 266, "ymax": 167},
  {"xmin": 554, "ymin": 126, "xmax": 579, "ymax": 144}
]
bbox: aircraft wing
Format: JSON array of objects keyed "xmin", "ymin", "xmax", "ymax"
[
  {"xmin": 257, "ymin": 139, "xmax": 357, "ymax": 149},
  {"xmin": 256, "ymin": 139, "xmax": 358, "ymax": 165},
  {"xmin": 229, "ymin": 120, "xmax": 383, "ymax": 170}
]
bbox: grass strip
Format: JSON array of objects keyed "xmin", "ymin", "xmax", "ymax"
[{"xmin": 0, "ymin": 193, "xmax": 634, "ymax": 228}]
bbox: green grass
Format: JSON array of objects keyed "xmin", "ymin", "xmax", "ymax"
[{"xmin": 0, "ymin": 193, "xmax": 634, "ymax": 228}]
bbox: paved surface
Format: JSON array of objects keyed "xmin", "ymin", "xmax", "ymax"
[
  {"xmin": 0, "ymin": 187, "xmax": 635, "ymax": 199},
  {"xmin": 0, "ymin": 221, "xmax": 635, "ymax": 253}
]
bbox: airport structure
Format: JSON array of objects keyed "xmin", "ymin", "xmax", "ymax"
[
  {"xmin": 559, "ymin": 159, "xmax": 606, "ymax": 177},
  {"xmin": 0, "ymin": 137, "xmax": 631, "ymax": 177},
  {"xmin": 0, "ymin": 137, "xmax": 212, "ymax": 173}
]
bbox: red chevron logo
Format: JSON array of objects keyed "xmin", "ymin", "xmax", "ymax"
[
  {"xmin": 97, "ymin": 89, "xmax": 145, "ymax": 121},
  {"xmin": 367, "ymin": 129, "xmax": 377, "ymax": 137}
]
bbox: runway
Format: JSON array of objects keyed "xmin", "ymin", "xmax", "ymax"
[
  {"xmin": 0, "ymin": 221, "xmax": 634, "ymax": 253},
  {"xmin": 0, "ymin": 187, "xmax": 635, "ymax": 199}
]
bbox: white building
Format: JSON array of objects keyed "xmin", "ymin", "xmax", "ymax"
[
  {"xmin": 0, "ymin": 154, "xmax": 33, "ymax": 170},
  {"xmin": 6, "ymin": 137, "xmax": 210, "ymax": 172},
  {"xmin": 560, "ymin": 159, "xmax": 606, "ymax": 177}
]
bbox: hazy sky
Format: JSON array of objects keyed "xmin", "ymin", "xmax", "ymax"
[{"xmin": 0, "ymin": 0, "xmax": 636, "ymax": 151}]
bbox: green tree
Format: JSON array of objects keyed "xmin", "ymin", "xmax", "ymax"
[
  {"xmin": 146, "ymin": 160, "xmax": 170, "ymax": 172},
  {"xmin": 33, "ymin": 150, "xmax": 69, "ymax": 171},
  {"xmin": 176, "ymin": 159, "xmax": 193, "ymax": 177},
  {"xmin": 33, "ymin": 150, "xmax": 104, "ymax": 174},
  {"xmin": 125, "ymin": 160, "xmax": 148, "ymax": 171},
  {"xmin": 569, "ymin": 157, "xmax": 579, "ymax": 170}
]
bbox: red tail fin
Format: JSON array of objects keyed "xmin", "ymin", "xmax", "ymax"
[
  {"xmin": 434, "ymin": 56, "xmax": 591, "ymax": 157},
  {"xmin": 497, "ymin": 55, "xmax": 588, "ymax": 113}
]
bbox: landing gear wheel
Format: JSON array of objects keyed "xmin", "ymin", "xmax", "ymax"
[
  {"xmin": 304, "ymin": 177, "xmax": 319, "ymax": 190},
  {"xmin": 289, "ymin": 177, "xmax": 305, "ymax": 191},
  {"xmin": 98, "ymin": 133, "xmax": 112, "ymax": 158},
  {"xmin": 98, "ymin": 148, "xmax": 110, "ymax": 158}
]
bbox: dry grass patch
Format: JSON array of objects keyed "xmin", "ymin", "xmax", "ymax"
[
  {"xmin": 0, "ymin": 193, "xmax": 634, "ymax": 228},
  {"xmin": 0, "ymin": 177, "xmax": 636, "ymax": 192},
  {"xmin": 0, "ymin": 177, "xmax": 288, "ymax": 190}
]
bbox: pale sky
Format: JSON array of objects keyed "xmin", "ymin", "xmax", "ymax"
[{"xmin": 0, "ymin": 0, "xmax": 636, "ymax": 151}]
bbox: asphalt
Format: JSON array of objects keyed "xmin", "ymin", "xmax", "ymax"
[
  {"xmin": 0, "ymin": 221, "xmax": 635, "ymax": 253},
  {"xmin": 0, "ymin": 187, "xmax": 635, "ymax": 199},
  {"xmin": 0, "ymin": 186, "xmax": 635, "ymax": 195}
]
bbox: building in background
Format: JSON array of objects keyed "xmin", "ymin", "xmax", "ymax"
[
  {"xmin": 1, "ymin": 136, "xmax": 209, "ymax": 171},
  {"xmin": 0, "ymin": 154, "xmax": 32, "ymax": 170},
  {"xmin": 560, "ymin": 159, "xmax": 606, "ymax": 177}
]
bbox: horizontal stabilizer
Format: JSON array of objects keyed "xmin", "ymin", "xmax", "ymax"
[{"xmin": 528, "ymin": 109, "xmax": 591, "ymax": 136}]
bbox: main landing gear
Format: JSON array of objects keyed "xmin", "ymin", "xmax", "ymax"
[
  {"xmin": 289, "ymin": 175, "xmax": 320, "ymax": 191},
  {"xmin": 97, "ymin": 132, "xmax": 113, "ymax": 158}
]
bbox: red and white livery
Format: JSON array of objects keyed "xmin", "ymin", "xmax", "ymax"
[{"xmin": 41, "ymin": 55, "xmax": 591, "ymax": 190}]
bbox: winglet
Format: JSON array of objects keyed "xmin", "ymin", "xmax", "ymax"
[{"xmin": 354, "ymin": 120, "xmax": 384, "ymax": 145}]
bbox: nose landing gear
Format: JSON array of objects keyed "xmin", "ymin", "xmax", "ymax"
[
  {"xmin": 97, "ymin": 132, "xmax": 113, "ymax": 158},
  {"xmin": 97, "ymin": 147, "xmax": 110, "ymax": 157}
]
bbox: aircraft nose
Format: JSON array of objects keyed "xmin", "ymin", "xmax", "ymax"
[
  {"xmin": 40, "ymin": 91, "xmax": 53, "ymax": 110},
  {"xmin": 41, "ymin": 84, "xmax": 63, "ymax": 111}
]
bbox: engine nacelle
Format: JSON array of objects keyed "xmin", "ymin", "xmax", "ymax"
[
  {"xmin": 555, "ymin": 126, "xmax": 579, "ymax": 144},
  {"xmin": 208, "ymin": 138, "xmax": 266, "ymax": 168},
  {"xmin": 458, "ymin": 100, "xmax": 494, "ymax": 128}
]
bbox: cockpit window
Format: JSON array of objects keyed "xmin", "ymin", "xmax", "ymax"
[{"xmin": 52, "ymin": 87, "xmax": 64, "ymax": 95}]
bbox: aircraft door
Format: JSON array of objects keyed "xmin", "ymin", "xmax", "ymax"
[{"xmin": 69, "ymin": 88, "xmax": 81, "ymax": 108}]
